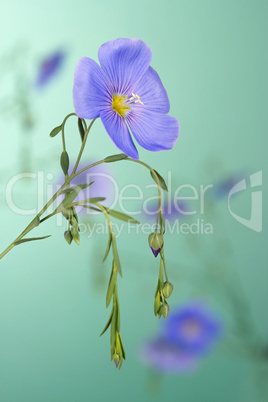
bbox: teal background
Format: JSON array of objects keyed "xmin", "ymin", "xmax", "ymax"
[{"xmin": 0, "ymin": 1, "xmax": 267, "ymax": 401}]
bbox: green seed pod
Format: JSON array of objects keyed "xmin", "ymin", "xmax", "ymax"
[
  {"xmin": 159, "ymin": 303, "xmax": 169, "ymax": 319},
  {"xmin": 162, "ymin": 281, "xmax": 174, "ymax": 299},
  {"xmin": 64, "ymin": 230, "xmax": 73, "ymax": 245}
]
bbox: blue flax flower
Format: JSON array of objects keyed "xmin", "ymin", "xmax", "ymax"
[
  {"xmin": 140, "ymin": 337, "xmax": 198, "ymax": 373},
  {"xmin": 164, "ymin": 301, "xmax": 222, "ymax": 354},
  {"xmin": 73, "ymin": 38, "xmax": 179, "ymax": 159},
  {"xmin": 36, "ymin": 50, "xmax": 66, "ymax": 88}
]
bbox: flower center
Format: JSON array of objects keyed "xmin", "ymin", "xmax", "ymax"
[
  {"xmin": 180, "ymin": 319, "xmax": 202, "ymax": 340},
  {"xmin": 112, "ymin": 93, "xmax": 143, "ymax": 118}
]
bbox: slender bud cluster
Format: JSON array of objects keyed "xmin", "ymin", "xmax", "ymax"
[{"xmin": 149, "ymin": 229, "xmax": 173, "ymax": 320}]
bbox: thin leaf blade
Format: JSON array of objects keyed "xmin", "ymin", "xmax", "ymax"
[
  {"xmin": 14, "ymin": 235, "xmax": 51, "ymax": 245},
  {"xmin": 104, "ymin": 154, "xmax": 128, "ymax": 163},
  {"xmin": 78, "ymin": 118, "xmax": 85, "ymax": 142},
  {"xmin": 103, "ymin": 233, "xmax": 112, "ymax": 262},
  {"xmin": 103, "ymin": 207, "xmax": 140, "ymax": 225},
  {"xmin": 100, "ymin": 307, "xmax": 114, "ymax": 337},
  {"xmin": 150, "ymin": 169, "xmax": 168, "ymax": 192},
  {"xmin": 112, "ymin": 237, "xmax": 122, "ymax": 277}
]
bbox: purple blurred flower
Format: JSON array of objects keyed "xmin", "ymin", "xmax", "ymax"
[
  {"xmin": 57, "ymin": 163, "xmax": 115, "ymax": 215},
  {"xmin": 36, "ymin": 50, "xmax": 66, "ymax": 88},
  {"xmin": 163, "ymin": 301, "xmax": 223, "ymax": 354},
  {"xmin": 145, "ymin": 199, "xmax": 189, "ymax": 222},
  {"xmin": 73, "ymin": 38, "xmax": 179, "ymax": 159},
  {"xmin": 140, "ymin": 337, "xmax": 198, "ymax": 373},
  {"xmin": 213, "ymin": 173, "xmax": 244, "ymax": 200}
]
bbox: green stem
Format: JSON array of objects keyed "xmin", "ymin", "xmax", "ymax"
[
  {"xmin": 126, "ymin": 159, "xmax": 162, "ymax": 228},
  {"xmin": 72, "ymin": 119, "xmax": 96, "ymax": 175},
  {"xmin": 61, "ymin": 113, "xmax": 76, "ymax": 153},
  {"xmin": 73, "ymin": 157, "xmax": 163, "ymax": 228},
  {"xmin": 160, "ymin": 249, "xmax": 169, "ymax": 282},
  {"xmin": 0, "ymin": 118, "xmax": 97, "ymax": 261},
  {"xmin": 0, "ymin": 182, "xmax": 66, "ymax": 260}
]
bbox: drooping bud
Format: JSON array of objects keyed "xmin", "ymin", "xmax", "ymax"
[
  {"xmin": 159, "ymin": 303, "xmax": 169, "ymax": 319},
  {"xmin": 148, "ymin": 232, "xmax": 164, "ymax": 257},
  {"xmin": 162, "ymin": 281, "xmax": 173, "ymax": 299},
  {"xmin": 112, "ymin": 353, "xmax": 120, "ymax": 368},
  {"xmin": 71, "ymin": 226, "xmax": 80, "ymax": 245},
  {"xmin": 64, "ymin": 230, "xmax": 73, "ymax": 245}
]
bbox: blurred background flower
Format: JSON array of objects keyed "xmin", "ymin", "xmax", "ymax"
[
  {"xmin": 163, "ymin": 301, "xmax": 223, "ymax": 354},
  {"xmin": 57, "ymin": 161, "xmax": 116, "ymax": 217},
  {"xmin": 140, "ymin": 337, "xmax": 198, "ymax": 373},
  {"xmin": 35, "ymin": 49, "xmax": 66, "ymax": 88}
]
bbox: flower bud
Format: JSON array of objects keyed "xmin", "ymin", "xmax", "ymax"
[
  {"xmin": 162, "ymin": 281, "xmax": 173, "ymax": 299},
  {"xmin": 71, "ymin": 226, "xmax": 80, "ymax": 245},
  {"xmin": 148, "ymin": 233, "xmax": 164, "ymax": 257},
  {"xmin": 159, "ymin": 303, "xmax": 169, "ymax": 319},
  {"xmin": 112, "ymin": 353, "xmax": 120, "ymax": 369},
  {"xmin": 64, "ymin": 230, "xmax": 73, "ymax": 245}
]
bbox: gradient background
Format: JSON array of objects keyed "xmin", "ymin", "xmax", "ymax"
[{"xmin": 0, "ymin": 1, "xmax": 267, "ymax": 401}]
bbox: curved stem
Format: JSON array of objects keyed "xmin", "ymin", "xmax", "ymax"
[
  {"xmin": 61, "ymin": 112, "xmax": 76, "ymax": 153},
  {"xmin": 73, "ymin": 156, "xmax": 163, "ymax": 228},
  {"xmin": 73, "ymin": 159, "xmax": 104, "ymax": 178},
  {"xmin": 0, "ymin": 115, "xmax": 97, "ymax": 261},
  {"xmin": 124, "ymin": 158, "xmax": 162, "ymax": 228}
]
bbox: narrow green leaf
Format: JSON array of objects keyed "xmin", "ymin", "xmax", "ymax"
[
  {"xmin": 100, "ymin": 307, "xmax": 114, "ymax": 337},
  {"xmin": 78, "ymin": 118, "xmax": 85, "ymax": 142},
  {"xmin": 103, "ymin": 233, "xmax": 112, "ymax": 262},
  {"xmin": 60, "ymin": 151, "xmax": 69, "ymax": 175},
  {"xmin": 102, "ymin": 206, "xmax": 140, "ymax": 225},
  {"xmin": 118, "ymin": 333, "xmax": 126, "ymax": 360},
  {"xmin": 56, "ymin": 190, "xmax": 79, "ymax": 213},
  {"xmin": 72, "ymin": 207, "xmax": 79, "ymax": 223},
  {"xmin": 104, "ymin": 154, "xmax": 128, "ymax": 163},
  {"xmin": 117, "ymin": 302, "xmax": 120, "ymax": 330},
  {"xmin": 112, "ymin": 237, "xmax": 122, "ymax": 277},
  {"xmin": 106, "ymin": 267, "xmax": 116, "ymax": 308},
  {"xmin": 81, "ymin": 205, "xmax": 102, "ymax": 213},
  {"xmin": 154, "ymin": 291, "xmax": 161, "ymax": 316},
  {"xmin": 75, "ymin": 197, "xmax": 106, "ymax": 205},
  {"xmin": 155, "ymin": 279, "xmax": 161, "ymax": 297},
  {"xmin": 60, "ymin": 181, "xmax": 94, "ymax": 194},
  {"xmin": 14, "ymin": 235, "xmax": 51, "ymax": 245},
  {"xmin": 150, "ymin": 169, "xmax": 168, "ymax": 192},
  {"xmin": 49, "ymin": 125, "xmax": 62, "ymax": 137},
  {"xmin": 110, "ymin": 306, "xmax": 118, "ymax": 351},
  {"xmin": 71, "ymin": 227, "xmax": 80, "ymax": 245}
]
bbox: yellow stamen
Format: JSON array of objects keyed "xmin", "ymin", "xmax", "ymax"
[
  {"xmin": 112, "ymin": 93, "xmax": 143, "ymax": 118},
  {"xmin": 112, "ymin": 94, "xmax": 130, "ymax": 118}
]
